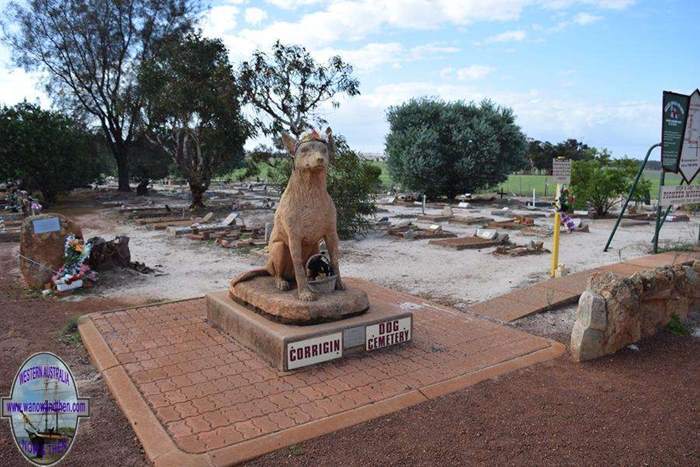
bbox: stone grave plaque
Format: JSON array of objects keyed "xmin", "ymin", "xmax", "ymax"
[
  {"xmin": 32, "ymin": 217, "xmax": 60, "ymax": 234},
  {"xmin": 223, "ymin": 212, "xmax": 239, "ymax": 226}
]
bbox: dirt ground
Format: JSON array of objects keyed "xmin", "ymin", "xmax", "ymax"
[
  {"xmin": 251, "ymin": 332, "xmax": 699, "ymax": 466},
  {"xmin": 0, "ymin": 241, "xmax": 149, "ymax": 466},
  {"xmin": 1, "ymin": 189, "xmax": 698, "ymax": 466}
]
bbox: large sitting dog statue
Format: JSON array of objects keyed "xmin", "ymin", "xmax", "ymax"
[{"xmin": 231, "ymin": 128, "xmax": 344, "ymax": 302}]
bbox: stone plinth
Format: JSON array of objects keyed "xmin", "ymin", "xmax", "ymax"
[
  {"xmin": 229, "ymin": 275, "xmax": 369, "ymax": 324},
  {"xmin": 20, "ymin": 213, "xmax": 82, "ymax": 288},
  {"xmin": 207, "ymin": 289, "xmax": 412, "ymax": 371}
]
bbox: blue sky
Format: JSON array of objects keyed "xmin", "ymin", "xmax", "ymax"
[{"xmin": 1, "ymin": 0, "xmax": 698, "ymax": 158}]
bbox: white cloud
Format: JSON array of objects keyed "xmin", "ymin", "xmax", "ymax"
[
  {"xmin": 481, "ymin": 30, "xmax": 527, "ymax": 44},
  {"xmin": 408, "ymin": 43, "xmax": 461, "ymax": 60},
  {"xmin": 313, "ymin": 41, "xmax": 460, "ymax": 73},
  {"xmin": 206, "ymin": 1, "xmax": 635, "ymax": 62},
  {"xmin": 456, "ymin": 65, "xmax": 494, "ymax": 80},
  {"xmin": 202, "ymin": 5, "xmax": 239, "ymax": 37},
  {"xmin": 265, "ymin": 0, "xmax": 325, "ymax": 10},
  {"xmin": 315, "ymin": 42, "xmax": 404, "ymax": 71},
  {"xmin": 573, "ymin": 12, "xmax": 602, "ymax": 25},
  {"xmin": 0, "ymin": 68, "xmax": 47, "ymax": 107},
  {"xmin": 313, "ymin": 81, "xmax": 656, "ymax": 154},
  {"xmin": 244, "ymin": 7, "xmax": 269, "ymax": 26}
]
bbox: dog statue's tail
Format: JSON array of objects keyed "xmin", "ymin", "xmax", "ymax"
[{"xmin": 230, "ymin": 268, "xmax": 270, "ymax": 288}]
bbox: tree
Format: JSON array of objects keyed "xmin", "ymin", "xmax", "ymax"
[
  {"xmin": 571, "ymin": 157, "xmax": 641, "ymax": 216},
  {"xmin": 527, "ymin": 138, "xmax": 595, "ymax": 172},
  {"xmin": 128, "ymin": 135, "xmax": 170, "ymax": 195},
  {"xmin": 0, "ymin": 102, "xmax": 101, "ymax": 203},
  {"xmin": 527, "ymin": 139, "xmax": 557, "ymax": 172},
  {"xmin": 139, "ymin": 33, "xmax": 251, "ymax": 208},
  {"xmin": 239, "ymin": 41, "xmax": 360, "ymax": 138},
  {"xmin": 385, "ymin": 98, "xmax": 528, "ymax": 199},
  {"xmin": 269, "ymin": 135, "xmax": 381, "ymax": 239},
  {"xmin": 3, "ymin": 0, "xmax": 201, "ymax": 191}
]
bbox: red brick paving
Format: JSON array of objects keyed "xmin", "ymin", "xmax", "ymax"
[
  {"xmin": 84, "ymin": 283, "xmax": 558, "ymax": 458},
  {"xmin": 468, "ymin": 251, "xmax": 700, "ymax": 322}
]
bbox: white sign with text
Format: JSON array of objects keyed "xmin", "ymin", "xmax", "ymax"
[
  {"xmin": 286, "ymin": 332, "xmax": 342, "ymax": 370},
  {"xmin": 659, "ymin": 185, "xmax": 700, "ymax": 207},
  {"xmin": 366, "ymin": 317, "xmax": 412, "ymax": 351},
  {"xmin": 552, "ymin": 159, "xmax": 572, "ymax": 184}
]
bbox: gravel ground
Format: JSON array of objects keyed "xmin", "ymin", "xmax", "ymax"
[{"xmin": 57, "ymin": 192, "xmax": 700, "ymax": 307}]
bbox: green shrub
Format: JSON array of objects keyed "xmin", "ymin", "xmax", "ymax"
[{"xmin": 385, "ymin": 98, "xmax": 527, "ymax": 199}]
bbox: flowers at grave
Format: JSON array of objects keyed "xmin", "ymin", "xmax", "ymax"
[{"xmin": 52, "ymin": 235, "xmax": 97, "ymax": 289}]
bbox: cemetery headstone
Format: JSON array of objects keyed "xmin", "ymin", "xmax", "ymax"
[{"xmin": 19, "ymin": 214, "xmax": 82, "ymax": 288}]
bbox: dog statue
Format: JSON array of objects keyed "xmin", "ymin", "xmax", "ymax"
[{"xmin": 231, "ymin": 128, "xmax": 344, "ymax": 302}]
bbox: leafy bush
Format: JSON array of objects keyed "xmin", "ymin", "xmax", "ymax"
[
  {"xmin": 0, "ymin": 102, "xmax": 101, "ymax": 203},
  {"xmin": 571, "ymin": 157, "xmax": 642, "ymax": 216},
  {"xmin": 385, "ymin": 98, "xmax": 528, "ymax": 199},
  {"xmin": 273, "ymin": 135, "xmax": 380, "ymax": 239}
]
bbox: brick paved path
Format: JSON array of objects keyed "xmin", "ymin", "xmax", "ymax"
[
  {"xmin": 468, "ymin": 251, "xmax": 700, "ymax": 322},
  {"xmin": 79, "ymin": 279, "xmax": 562, "ymax": 465}
]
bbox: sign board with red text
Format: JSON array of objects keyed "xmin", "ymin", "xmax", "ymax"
[
  {"xmin": 286, "ymin": 332, "xmax": 342, "ymax": 370},
  {"xmin": 366, "ymin": 317, "xmax": 412, "ymax": 351}
]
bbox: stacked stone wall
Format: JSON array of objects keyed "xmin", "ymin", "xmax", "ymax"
[{"xmin": 571, "ymin": 261, "xmax": 700, "ymax": 361}]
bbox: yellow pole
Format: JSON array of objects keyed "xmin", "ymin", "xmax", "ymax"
[{"xmin": 550, "ymin": 183, "xmax": 561, "ymax": 277}]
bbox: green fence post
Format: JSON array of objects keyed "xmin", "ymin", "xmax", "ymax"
[{"xmin": 652, "ymin": 169, "xmax": 666, "ymax": 254}]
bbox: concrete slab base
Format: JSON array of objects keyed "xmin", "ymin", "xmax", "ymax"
[
  {"xmin": 429, "ymin": 236, "xmax": 501, "ymax": 250},
  {"xmin": 208, "ymin": 289, "xmax": 411, "ymax": 371},
  {"xmin": 228, "ymin": 276, "xmax": 369, "ymax": 325}
]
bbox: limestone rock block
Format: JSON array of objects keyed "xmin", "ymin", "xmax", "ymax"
[
  {"xmin": 19, "ymin": 214, "xmax": 82, "ymax": 289},
  {"xmin": 570, "ymin": 321, "xmax": 605, "ymax": 362},
  {"xmin": 576, "ymin": 291, "xmax": 607, "ymax": 331}
]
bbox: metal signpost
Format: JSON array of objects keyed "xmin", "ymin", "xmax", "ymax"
[
  {"xmin": 606, "ymin": 89, "xmax": 700, "ymax": 253},
  {"xmin": 550, "ymin": 159, "xmax": 570, "ymax": 277}
]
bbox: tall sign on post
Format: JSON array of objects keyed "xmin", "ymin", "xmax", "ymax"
[
  {"xmin": 550, "ymin": 159, "xmax": 570, "ymax": 277},
  {"xmin": 661, "ymin": 91, "xmax": 690, "ymax": 173},
  {"xmin": 678, "ymin": 89, "xmax": 700, "ymax": 183},
  {"xmin": 662, "ymin": 89, "xmax": 700, "ymax": 183}
]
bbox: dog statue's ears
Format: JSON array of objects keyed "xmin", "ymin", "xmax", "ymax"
[
  {"xmin": 281, "ymin": 133, "xmax": 296, "ymax": 157},
  {"xmin": 325, "ymin": 127, "xmax": 335, "ymax": 161}
]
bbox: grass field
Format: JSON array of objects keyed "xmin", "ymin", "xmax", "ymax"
[
  {"xmin": 363, "ymin": 162, "xmax": 696, "ymax": 199},
  {"xmin": 221, "ymin": 159, "xmax": 696, "ymax": 201},
  {"xmin": 494, "ymin": 170, "xmax": 694, "ymax": 199}
]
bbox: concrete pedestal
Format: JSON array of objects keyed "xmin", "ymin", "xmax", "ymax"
[{"xmin": 207, "ymin": 290, "xmax": 413, "ymax": 371}]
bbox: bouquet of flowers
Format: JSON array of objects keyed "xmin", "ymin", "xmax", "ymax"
[{"xmin": 52, "ymin": 235, "xmax": 97, "ymax": 290}]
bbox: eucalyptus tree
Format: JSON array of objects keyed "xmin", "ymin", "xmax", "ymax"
[{"xmin": 3, "ymin": 0, "xmax": 201, "ymax": 191}]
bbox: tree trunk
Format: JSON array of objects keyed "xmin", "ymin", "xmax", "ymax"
[
  {"xmin": 136, "ymin": 179, "xmax": 149, "ymax": 196},
  {"xmin": 189, "ymin": 182, "xmax": 206, "ymax": 209},
  {"xmin": 115, "ymin": 148, "xmax": 131, "ymax": 192}
]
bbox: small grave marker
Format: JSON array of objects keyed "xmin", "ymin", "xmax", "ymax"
[
  {"xmin": 223, "ymin": 212, "xmax": 239, "ymax": 226},
  {"xmin": 32, "ymin": 217, "xmax": 60, "ymax": 234}
]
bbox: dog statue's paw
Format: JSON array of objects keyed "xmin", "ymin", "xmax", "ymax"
[
  {"xmin": 298, "ymin": 288, "xmax": 318, "ymax": 302},
  {"xmin": 275, "ymin": 278, "xmax": 291, "ymax": 291},
  {"xmin": 334, "ymin": 277, "xmax": 345, "ymax": 291}
]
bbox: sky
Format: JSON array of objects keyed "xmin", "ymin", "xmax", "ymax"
[{"xmin": 1, "ymin": 0, "xmax": 699, "ymax": 158}]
